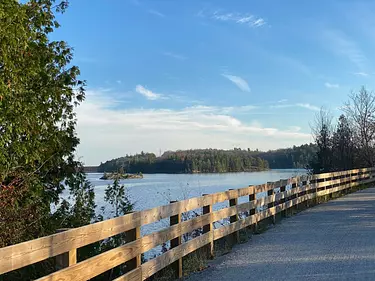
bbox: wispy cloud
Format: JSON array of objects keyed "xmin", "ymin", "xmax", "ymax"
[
  {"xmin": 199, "ymin": 10, "xmax": 266, "ymax": 28},
  {"xmin": 213, "ymin": 11, "xmax": 266, "ymax": 27},
  {"xmin": 324, "ymin": 29, "xmax": 367, "ymax": 71},
  {"xmin": 296, "ymin": 103, "xmax": 320, "ymax": 111},
  {"xmin": 116, "ymin": 80, "xmax": 122, "ymax": 84},
  {"xmin": 324, "ymin": 82, "xmax": 339, "ymax": 88},
  {"xmin": 353, "ymin": 72, "xmax": 369, "ymax": 77},
  {"xmin": 186, "ymin": 105, "xmax": 258, "ymax": 115},
  {"xmin": 163, "ymin": 52, "xmax": 187, "ymax": 61},
  {"xmin": 271, "ymin": 103, "xmax": 320, "ymax": 111},
  {"xmin": 148, "ymin": 9, "xmax": 165, "ymax": 18},
  {"xmin": 135, "ymin": 85, "xmax": 166, "ymax": 100},
  {"xmin": 76, "ymin": 94, "xmax": 311, "ymax": 164},
  {"xmin": 278, "ymin": 99, "xmax": 288, "ymax": 103},
  {"xmin": 221, "ymin": 74, "xmax": 251, "ymax": 92}
]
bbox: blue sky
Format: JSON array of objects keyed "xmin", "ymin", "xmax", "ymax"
[{"xmin": 53, "ymin": 0, "xmax": 375, "ymax": 165}]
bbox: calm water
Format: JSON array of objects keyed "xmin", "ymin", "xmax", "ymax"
[
  {"xmin": 86, "ymin": 169, "xmax": 306, "ymax": 213},
  {"xmin": 83, "ymin": 170, "xmax": 305, "ymax": 259}
]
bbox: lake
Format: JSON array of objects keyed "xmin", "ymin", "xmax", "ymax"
[
  {"xmin": 86, "ymin": 169, "xmax": 306, "ymax": 213},
  {"xmin": 82, "ymin": 169, "xmax": 306, "ymax": 259}
]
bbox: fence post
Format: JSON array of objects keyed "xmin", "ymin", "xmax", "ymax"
[
  {"xmin": 267, "ymin": 183, "xmax": 276, "ymax": 224},
  {"xmin": 170, "ymin": 200, "xmax": 182, "ymax": 279},
  {"xmin": 249, "ymin": 186, "xmax": 257, "ymax": 233},
  {"xmin": 350, "ymin": 170, "xmax": 356, "ymax": 191},
  {"xmin": 202, "ymin": 194, "xmax": 214, "ymax": 259},
  {"xmin": 328, "ymin": 173, "xmax": 333, "ymax": 199},
  {"xmin": 124, "ymin": 218, "xmax": 141, "ymax": 273},
  {"xmin": 229, "ymin": 189, "xmax": 239, "ymax": 244},
  {"xmin": 55, "ymin": 228, "xmax": 77, "ymax": 270},
  {"xmin": 303, "ymin": 176, "xmax": 309, "ymax": 208},
  {"xmin": 313, "ymin": 177, "xmax": 318, "ymax": 205},
  {"xmin": 279, "ymin": 180, "xmax": 287, "ymax": 217}
]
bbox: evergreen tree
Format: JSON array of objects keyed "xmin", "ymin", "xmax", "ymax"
[
  {"xmin": 332, "ymin": 115, "xmax": 354, "ymax": 170},
  {"xmin": 0, "ymin": 1, "xmax": 96, "ymax": 280},
  {"xmin": 310, "ymin": 109, "xmax": 333, "ymax": 174}
]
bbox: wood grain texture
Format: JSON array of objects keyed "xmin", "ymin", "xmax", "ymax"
[
  {"xmin": 141, "ymin": 232, "xmax": 211, "ymax": 280},
  {"xmin": 2, "ymin": 167, "xmax": 375, "ymax": 280},
  {"xmin": 113, "ymin": 267, "xmax": 142, "ymax": 281},
  {"xmin": 34, "ymin": 212, "xmax": 213, "ymax": 281}
]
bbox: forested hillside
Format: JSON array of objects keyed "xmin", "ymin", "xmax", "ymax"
[
  {"xmin": 97, "ymin": 144, "xmax": 317, "ymax": 174},
  {"xmin": 98, "ymin": 149, "xmax": 269, "ymax": 173},
  {"xmin": 254, "ymin": 143, "xmax": 317, "ymax": 169}
]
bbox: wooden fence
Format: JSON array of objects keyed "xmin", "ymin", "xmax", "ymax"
[{"xmin": 1, "ymin": 167, "xmax": 375, "ymax": 280}]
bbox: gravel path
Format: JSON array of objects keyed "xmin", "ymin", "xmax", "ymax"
[{"xmin": 187, "ymin": 188, "xmax": 375, "ymax": 281}]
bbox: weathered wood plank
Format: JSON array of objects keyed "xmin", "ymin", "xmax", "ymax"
[
  {"xmin": 211, "ymin": 201, "xmax": 257, "ymax": 222},
  {"xmin": 113, "ymin": 267, "xmax": 142, "ymax": 281},
  {"xmin": 169, "ymin": 201, "xmax": 182, "ymax": 279},
  {"xmin": 0, "ymin": 187, "xmax": 254, "ymax": 274},
  {"xmin": 229, "ymin": 190, "xmax": 240, "ymax": 243},
  {"xmin": 0, "ymin": 211, "xmax": 141, "ymax": 274},
  {"xmin": 34, "ymin": 212, "xmax": 213, "ymax": 281},
  {"xmin": 202, "ymin": 194, "xmax": 214, "ymax": 258},
  {"xmin": 3, "ymin": 167, "xmax": 375, "ymax": 278},
  {"xmin": 141, "ymin": 233, "xmax": 211, "ymax": 280}
]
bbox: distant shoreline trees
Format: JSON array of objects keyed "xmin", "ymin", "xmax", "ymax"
[
  {"xmin": 98, "ymin": 149, "xmax": 270, "ymax": 174},
  {"xmin": 97, "ymin": 146, "xmax": 319, "ymax": 174}
]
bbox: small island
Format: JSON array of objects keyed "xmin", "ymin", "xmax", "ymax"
[{"xmin": 100, "ymin": 172, "xmax": 143, "ymax": 180}]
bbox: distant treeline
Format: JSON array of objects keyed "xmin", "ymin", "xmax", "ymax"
[
  {"xmin": 98, "ymin": 149, "xmax": 269, "ymax": 173},
  {"xmin": 254, "ymin": 143, "xmax": 317, "ymax": 169},
  {"xmin": 97, "ymin": 145, "xmax": 317, "ymax": 174}
]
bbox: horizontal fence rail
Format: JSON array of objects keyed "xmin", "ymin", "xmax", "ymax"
[{"xmin": 1, "ymin": 167, "xmax": 375, "ymax": 280}]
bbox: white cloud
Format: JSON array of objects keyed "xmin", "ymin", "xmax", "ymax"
[
  {"xmin": 135, "ymin": 85, "xmax": 166, "ymax": 100},
  {"xmin": 186, "ymin": 105, "xmax": 258, "ymax": 115},
  {"xmin": 278, "ymin": 99, "xmax": 288, "ymax": 103},
  {"xmin": 75, "ymin": 92, "xmax": 311, "ymax": 165},
  {"xmin": 211, "ymin": 11, "xmax": 266, "ymax": 28},
  {"xmin": 353, "ymin": 72, "xmax": 369, "ymax": 77},
  {"xmin": 288, "ymin": 126, "xmax": 301, "ymax": 132},
  {"xmin": 296, "ymin": 103, "xmax": 320, "ymax": 111},
  {"xmin": 163, "ymin": 52, "xmax": 187, "ymax": 60},
  {"xmin": 271, "ymin": 103, "xmax": 320, "ymax": 111},
  {"xmin": 324, "ymin": 82, "xmax": 339, "ymax": 88},
  {"xmin": 116, "ymin": 80, "xmax": 122, "ymax": 84},
  {"xmin": 251, "ymin": 18, "xmax": 266, "ymax": 27},
  {"xmin": 221, "ymin": 74, "xmax": 251, "ymax": 92},
  {"xmin": 148, "ymin": 9, "xmax": 165, "ymax": 17}
]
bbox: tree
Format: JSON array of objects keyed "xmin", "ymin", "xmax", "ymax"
[
  {"xmin": 104, "ymin": 177, "xmax": 134, "ymax": 218},
  {"xmin": 332, "ymin": 114, "xmax": 354, "ymax": 170},
  {"xmin": 343, "ymin": 87, "xmax": 375, "ymax": 167},
  {"xmin": 0, "ymin": 2, "xmax": 96, "ymax": 278},
  {"xmin": 95, "ymin": 177, "xmax": 134, "ymax": 280},
  {"xmin": 310, "ymin": 109, "xmax": 333, "ymax": 173}
]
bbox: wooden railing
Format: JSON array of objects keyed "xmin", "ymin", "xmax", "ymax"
[{"xmin": 1, "ymin": 167, "xmax": 375, "ymax": 280}]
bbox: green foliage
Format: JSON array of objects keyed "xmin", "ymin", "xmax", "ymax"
[
  {"xmin": 93, "ymin": 178, "xmax": 135, "ymax": 280},
  {"xmin": 98, "ymin": 149, "xmax": 269, "ymax": 173},
  {"xmin": 104, "ymin": 178, "xmax": 134, "ymax": 217},
  {"xmin": 0, "ymin": 1, "xmax": 96, "ymax": 280},
  {"xmin": 310, "ymin": 110, "xmax": 334, "ymax": 174},
  {"xmin": 332, "ymin": 115, "xmax": 354, "ymax": 170},
  {"xmin": 254, "ymin": 143, "xmax": 317, "ymax": 169}
]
